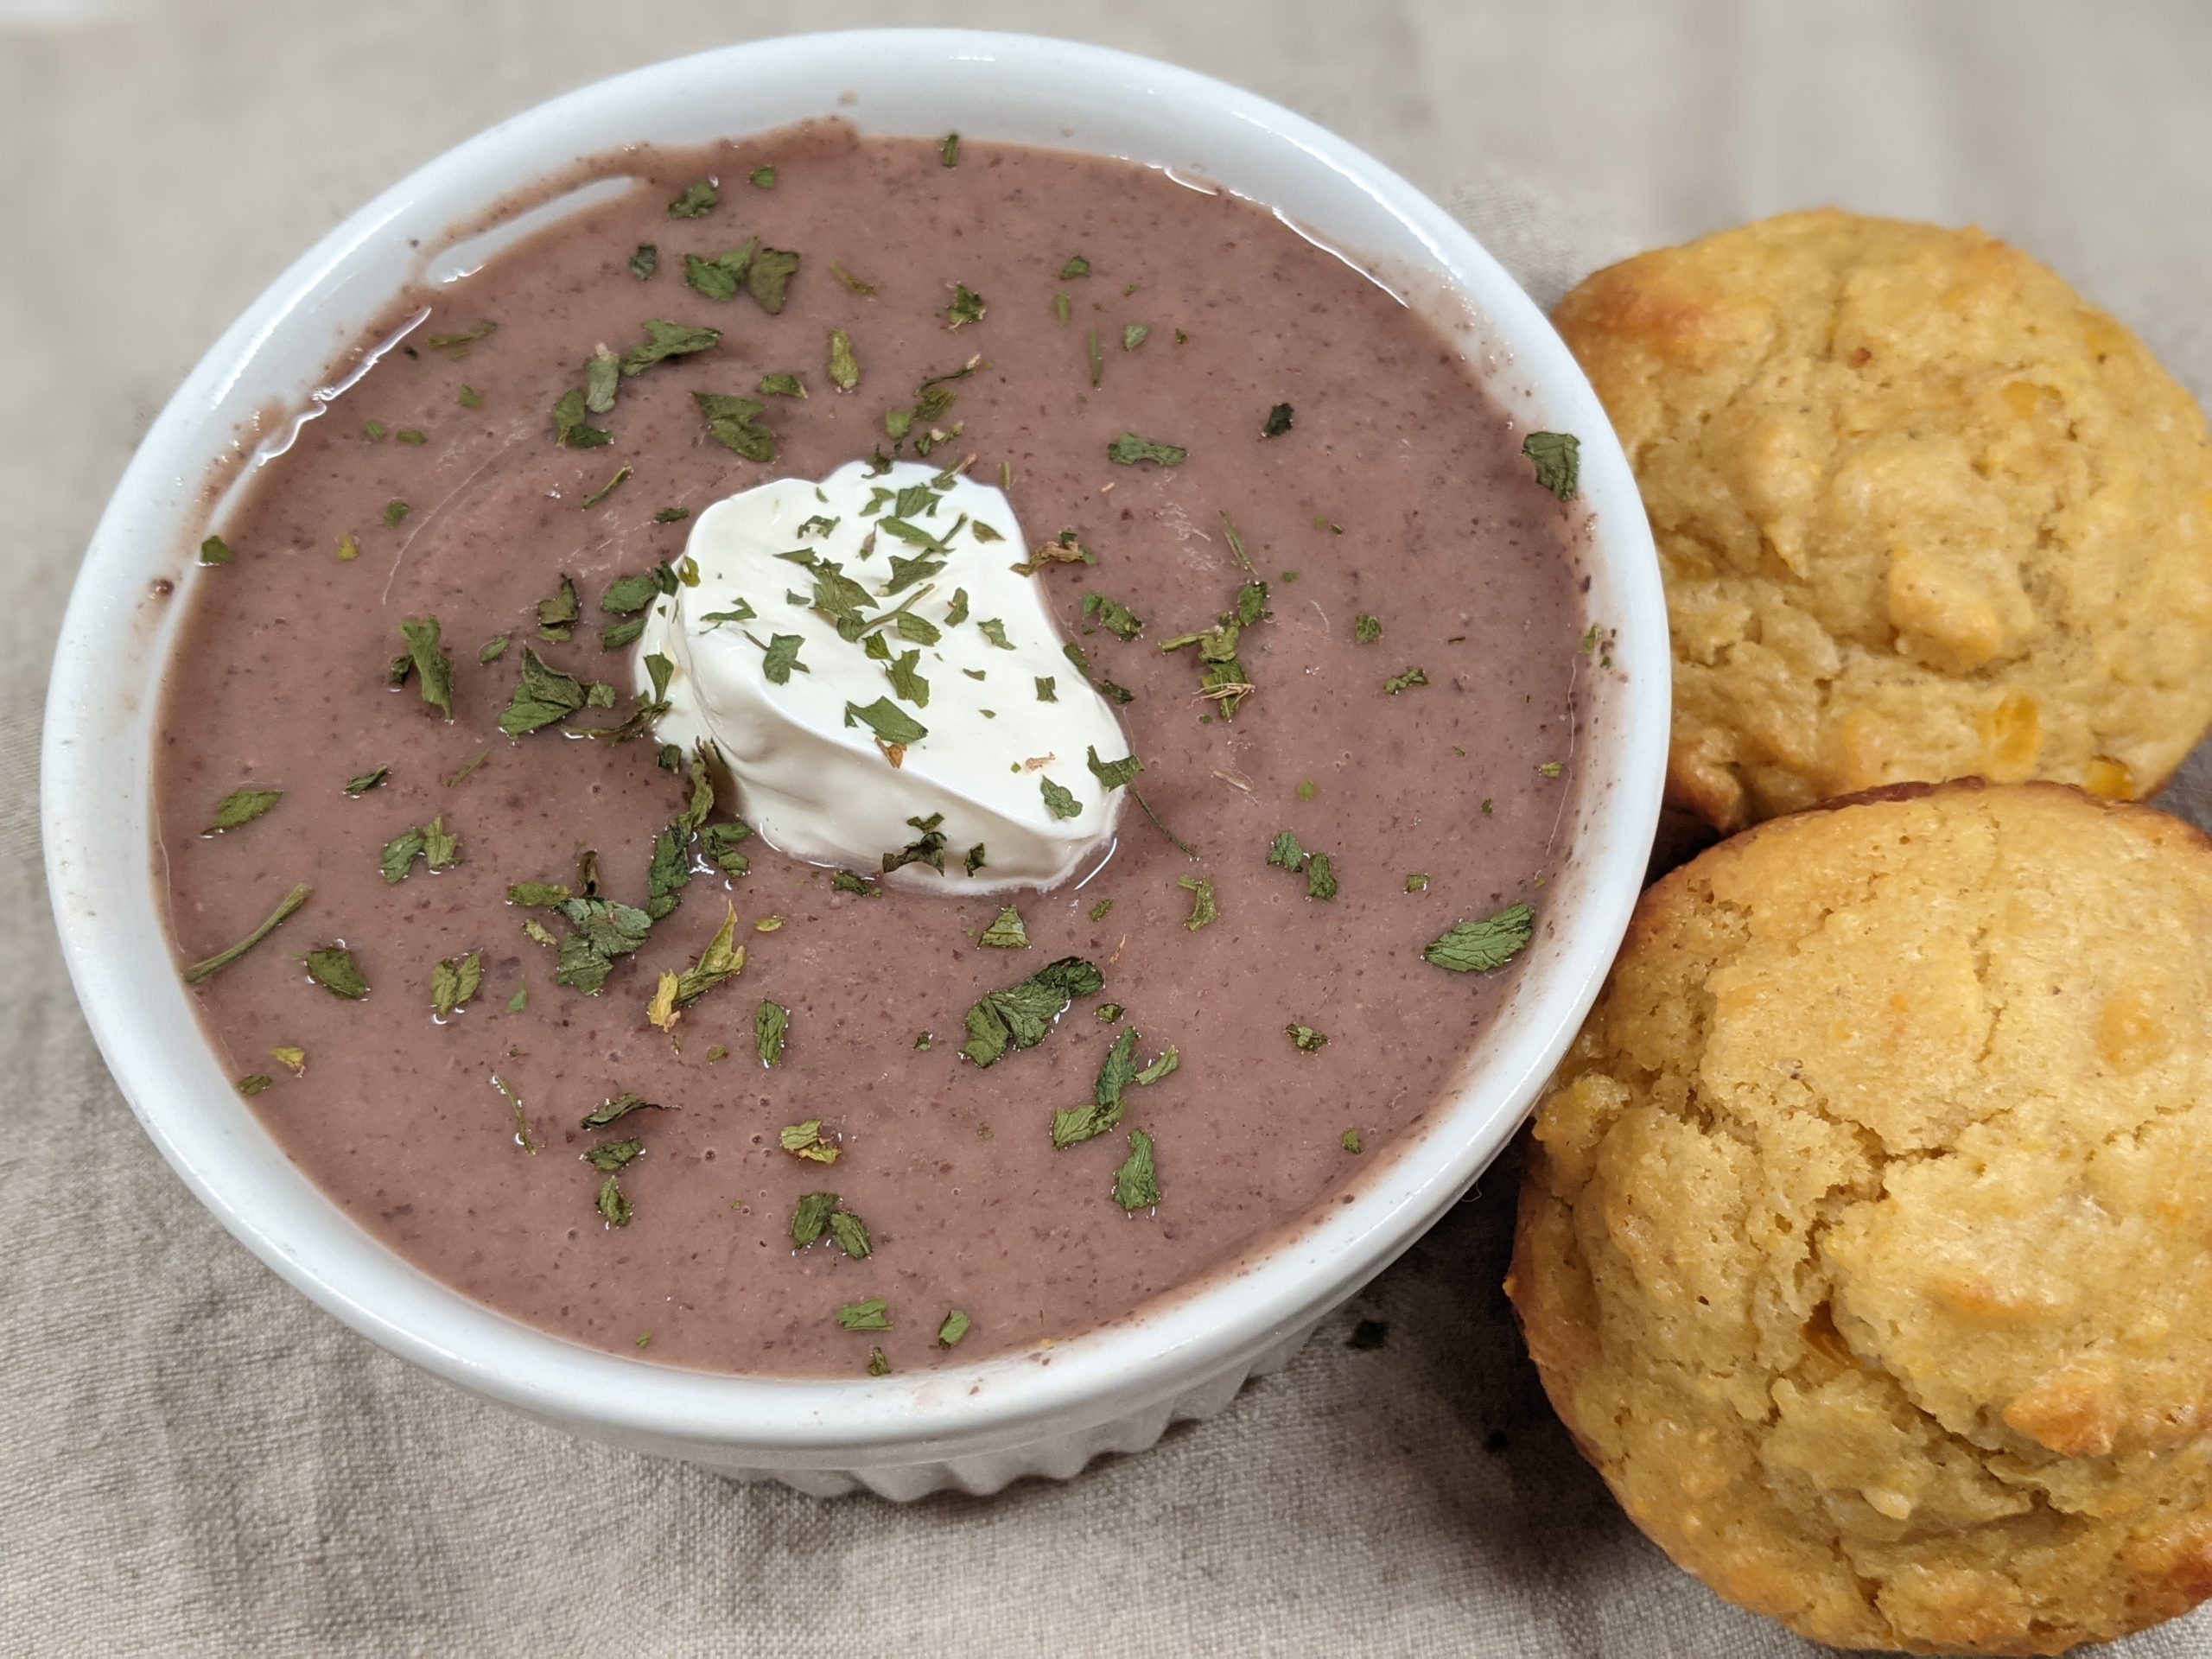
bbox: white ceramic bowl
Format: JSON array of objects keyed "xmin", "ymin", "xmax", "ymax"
[{"xmin": 42, "ymin": 29, "xmax": 1666, "ymax": 1498}]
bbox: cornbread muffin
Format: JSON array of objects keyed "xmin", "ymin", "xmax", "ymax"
[
  {"xmin": 1555, "ymin": 210, "xmax": 2212, "ymax": 830},
  {"xmin": 1507, "ymin": 783, "xmax": 2212, "ymax": 1654}
]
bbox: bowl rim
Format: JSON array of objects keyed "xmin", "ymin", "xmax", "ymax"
[{"xmin": 41, "ymin": 26, "xmax": 1668, "ymax": 1462}]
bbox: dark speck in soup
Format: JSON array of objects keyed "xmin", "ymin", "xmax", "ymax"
[{"xmin": 155, "ymin": 120, "xmax": 1588, "ymax": 1376}]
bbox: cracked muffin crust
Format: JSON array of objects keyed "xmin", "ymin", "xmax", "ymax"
[
  {"xmin": 1507, "ymin": 782, "xmax": 2212, "ymax": 1654},
  {"xmin": 1554, "ymin": 210, "xmax": 2212, "ymax": 831}
]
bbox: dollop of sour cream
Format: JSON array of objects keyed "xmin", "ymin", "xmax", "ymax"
[{"xmin": 637, "ymin": 459, "xmax": 1129, "ymax": 893}]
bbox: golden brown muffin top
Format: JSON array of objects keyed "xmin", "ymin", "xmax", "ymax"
[
  {"xmin": 1510, "ymin": 782, "xmax": 2212, "ymax": 1653},
  {"xmin": 1555, "ymin": 210, "xmax": 2212, "ymax": 830}
]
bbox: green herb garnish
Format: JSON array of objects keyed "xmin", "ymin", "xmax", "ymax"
[
  {"xmin": 779, "ymin": 1120, "xmax": 839, "ymax": 1164},
  {"xmin": 1264, "ymin": 831, "xmax": 1337, "ymax": 899},
  {"xmin": 959, "ymin": 956, "xmax": 1105, "ymax": 1068},
  {"xmin": 1287, "ymin": 1023, "xmax": 1327, "ymax": 1053},
  {"xmin": 752, "ymin": 632, "xmax": 805, "ymax": 685},
  {"xmin": 828, "ymin": 328, "xmax": 860, "ymax": 391},
  {"xmin": 1085, "ymin": 747, "xmax": 1141, "ymax": 791},
  {"xmin": 884, "ymin": 648, "xmax": 930, "ymax": 708},
  {"xmin": 1131, "ymin": 788, "xmax": 1198, "ymax": 857},
  {"xmin": 1039, "ymin": 777, "xmax": 1081, "ymax": 820},
  {"xmin": 621, "ymin": 318, "xmax": 722, "ymax": 376},
  {"xmin": 302, "ymin": 945, "xmax": 368, "ymax": 1000},
  {"xmin": 1114, "ymin": 1128, "xmax": 1160, "ymax": 1211},
  {"xmin": 937, "ymin": 1310, "xmax": 971, "ymax": 1348},
  {"xmin": 1107, "ymin": 432, "xmax": 1185, "ymax": 467},
  {"xmin": 1354, "ymin": 614, "xmax": 1382, "ymax": 644},
  {"xmin": 645, "ymin": 899, "xmax": 745, "ymax": 1028},
  {"xmin": 843, "ymin": 696, "xmax": 927, "ymax": 749},
  {"xmin": 499, "ymin": 647, "xmax": 587, "ymax": 736},
  {"xmin": 430, "ymin": 950, "xmax": 483, "ymax": 1019},
  {"xmin": 421, "ymin": 320, "xmax": 496, "ymax": 358},
  {"xmin": 946, "ymin": 284, "xmax": 986, "ymax": 329},
  {"xmin": 422, "ymin": 815, "xmax": 459, "ymax": 870},
  {"xmin": 756, "ymin": 998, "xmax": 789, "ymax": 1066},
  {"xmin": 695, "ymin": 391, "xmax": 777, "ymax": 461},
  {"xmin": 1383, "ymin": 666, "xmax": 1429, "ymax": 696},
  {"xmin": 580, "ymin": 464, "xmax": 631, "ymax": 509},
  {"xmin": 181, "ymin": 882, "xmax": 309, "ymax": 985},
  {"xmin": 1013, "ymin": 535, "xmax": 1092, "ymax": 579},
  {"xmin": 667, "ymin": 180, "xmax": 717, "ymax": 218},
  {"xmin": 379, "ymin": 827, "xmax": 425, "ymax": 885},
  {"xmin": 836, "ymin": 1300, "xmax": 893, "ymax": 1332},
  {"xmin": 882, "ymin": 813, "xmax": 949, "ymax": 875},
  {"xmin": 1522, "ymin": 430, "xmax": 1580, "ymax": 500},
  {"xmin": 206, "ymin": 786, "xmax": 281, "ymax": 834},
  {"xmin": 601, "ymin": 567, "xmax": 669, "ymax": 616},
  {"xmin": 397, "ymin": 618, "xmax": 454, "ymax": 721},
  {"xmin": 585, "ymin": 1138, "xmax": 643, "ymax": 1173},
  {"xmin": 531, "ymin": 576, "xmax": 578, "ymax": 643},
  {"xmin": 551, "ymin": 888, "xmax": 655, "ymax": 995},
  {"xmin": 579, "ymin": 1091, "xmax": 660, "ymax": 1129},
  {"xmin": 1160, "ymin": 580, "xmax": 1267, "ymax": 718},
  {"xmin": 978, "ymin": 906, "xmax": 1029, "ymax": 949},
  {"xmin": 1423, "ymin": 903, "xmax": 1535, "ymax": 973},
  {"xmin": 1082, "ymin": 593, "xmax": 1141, "ymax": 639},
  {"xmin": 748, "ymin": 247, "xmax": 800, "ymax": 313},
  {"xmin": 1179, "ymin": 874, "xmax": 1217, "ymax": 931},
  {"xmin": 1050, "ymin": 1025, "xmax": 1169, "ymax": 1149},
  {"xmin": 596, "ymin": 1174, "xmax": 632, "ymax": 1228},
  {"xmin": 629, "ymin": 244, "xmax": 658, "ymax": 280},
  {"xmin": 550, "ymin": 388, "xmax": 610, "ymax": 449},
  {"xmin": 791, "ymin": 1193, "xmax": 865, "ymax": 1256},
  {"xmin": 199, "ymin": 534, "xmax": 236, "ymax": 565}
]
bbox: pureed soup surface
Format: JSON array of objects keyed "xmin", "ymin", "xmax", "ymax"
[{"xmin": 156, "ymin": 124, "xmax": 1590, "ymax": 1376}]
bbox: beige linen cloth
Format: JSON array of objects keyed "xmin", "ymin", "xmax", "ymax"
[{"xmin": 6, "ymin": 3, "xmax": 2212, "ymax": 1653}]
